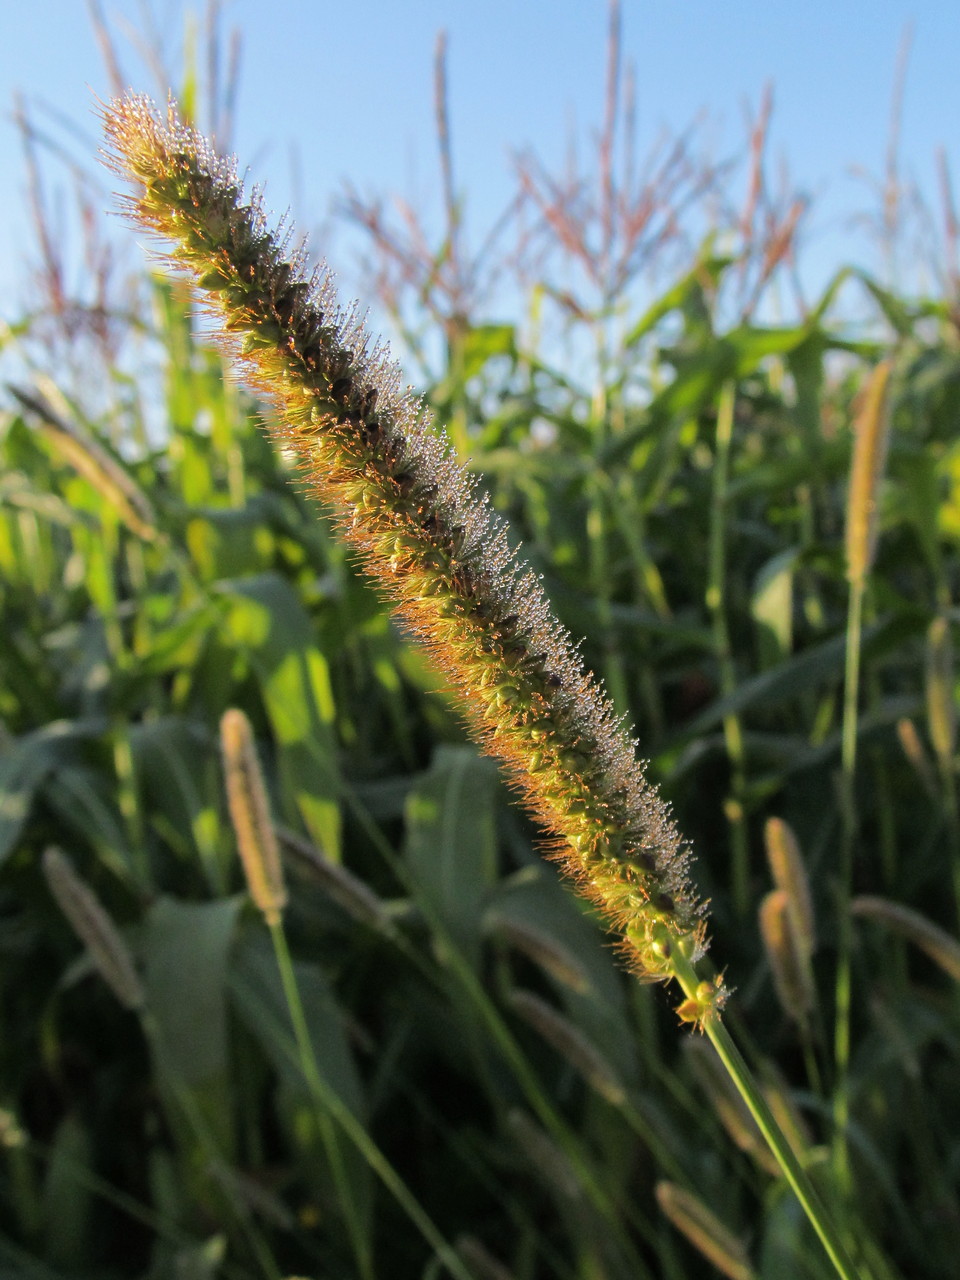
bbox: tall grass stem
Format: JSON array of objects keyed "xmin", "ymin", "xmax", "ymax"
[
  {"xmin": 266, "ymin": 921, "xmax": 473, "ymax": 1280},
  {"xmin": 666, "ymin": 945, "xmax": 864, "ymax": 1280},
  {"xmin": 707, "ymin": 381, "xmax": 749, "ymax": 917},
  {"xmin": 835, "ymin": 360, "xmax": 891, "ymax": 1191}
]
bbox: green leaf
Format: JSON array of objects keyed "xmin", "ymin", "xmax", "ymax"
[
  {"xmin": 218, "ymin": 573, "xmax": 341, "ymax": 858},
  {"xmin": 0, "ymin": 720, "xmax": 106, "ymax": 867},
  {"xmin": 752, "ymin": 549, "xmax": 799, "ymax": 668},
  {"xmin": 786, "ymin": 333, "xmax": 826, "ymax": 444},
  {"xmin": 854, "ymin": 272, "xmax": 921, "ymax": 338},
  {"xmin": 404, "ymin": 744, "xmax": 498, "ymax": 964},
  {"xmin": 42, "ymin": 760, "xmax": 133, "ymax": 883},
  {"xmin": 229, "ymin": 933, "xmax": 365, "ymax": 1117},
  {"xmin": 680, "ymin": 612, "xmax": 929, "ymax": 739},
  {"xmin": 41, "ymin": 1113, "xmax": 92, "ymax": 1269},
  {"xmin": 142, "ymin": 895, "xmax": 243, "ymax": 1086},
  {"xmin": 134, "ymin": 598, "xmax": 224, "ymax": 677},
  {"xmin": 143, "ymin": 1234, "xmax": 227, "ymax": 1280},
  {"xmin": 889, "ymin": 448, "xmax": 943, "ymax": 576},
  {"xmin": 461, "ymin": 323, "xmax": 516, "ymax": 380},
  {"xmin": 623, "ymin": 244, "xmax": 733, "ymax": 351},
  {"xmin": 185, "ymin": 503, "xmax": 276, "ymax": 582},
  {"xmin": 129, "ymin": 717, "xmax": 224, "ymax": 890}
]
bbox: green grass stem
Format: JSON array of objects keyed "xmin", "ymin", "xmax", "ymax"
[
  {"xmin": 266, "ymin": 920, "xmax": 473, "ymax": 1280},
  {"xmin": 140, "ymin": 1011, "xmax": 283, "ymax": 1280},
  {"xmin": 832, "ymin": 571, "xmax": 863, "ymax": 1195},
  {"xmin": 707, "ymin": 381, "xmax": 750, "ymax": 917},
  {"xmin": 666, "ymin": 945, "xmax": 867, "ymax": 1280}
]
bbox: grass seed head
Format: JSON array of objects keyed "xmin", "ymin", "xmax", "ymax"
[
  {"xmin": 895, "ymin": 717, "xmax": 939, "ymax": 797},
  {"xmin": 508, "ymin": 989, "xmax": 626, "ymax": 1105},
  {"xmin": 655, "ymin": 1182, "xmax": 755, "ymax": 1280},
  {"xmin": 220, "ymin": 708, "xmax": 287, "ymax": 926},
  {"xmin": 42, "ymin": 847, "xmax": 145, "ymax": 1011},
  {"xmin": 925, "ymin": 614, "xmax": 956, "ymax": 767},
  {"xmin": 277, "ymin": 825, "xmax": 389, "ymax": 931},
  {"xmin": 484, "ymin": 915, "xmax": 591, "ymax": 993},
  {"xmin": 763, "ymin": 817, "xmax": 816, "ymax": 954},
  {"xmin": 759, "ymin": 890, "xmax": 815, "ymax": 1025},
  {"xmin": 852, "ymin": 896, "xmax": 960, "ymax": 984},
  {"xmin": 845, "ymin": 359, "xmax": 892, "ymax": 587},
  {"xmin": 102, "ymin": 92, "xmax": 710, "ymax": 988}
]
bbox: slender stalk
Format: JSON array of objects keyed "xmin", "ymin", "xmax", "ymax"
[
  {"xmin": 268, "ymin": 920, "xmax": 374, "ymax": 1279},
  {"xmin": 926, "ymin": 611, "xmax": 960, "ymax": 929},
  {"xmin": 140, "ymin": 1011, "xmax": 283, "ymax": 1280},
  {"xmin": 841, "ymin": 582, "xmax": 865, "ymax": 784},
  {"xmin": 707, "ymin": 381, "xmax": 750, "ymax": 917},
  {"xmin": 222, "ymin": 707, "xmax": 436, "ymax": 1277},
  {"xmin": 666, "ymin": 946, "xmax": 864, "ymax": 1280},
  {"xmin": 833, "ymin": 572, "xmax": 864, "ymax": 1190},
  {"xmin": 267, "ymin": 921, "xmax": 474, "ymax": 1280},
  {"xmin": 304, "ymin": 797, "xmax": 664, "ymax": 1270},
  {"xmin": 834, "ymin": 360, "xmax": 891, "ymax": 1190}
]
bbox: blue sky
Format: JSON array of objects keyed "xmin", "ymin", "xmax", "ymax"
[{"xmin": 2, "ymin": 0, "xmax": 958, "ymax": 330}]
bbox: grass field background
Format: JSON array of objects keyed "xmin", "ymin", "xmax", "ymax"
[{"xmin": 2, "ymin": 7, "xmax": 960, "ymax": 1279}]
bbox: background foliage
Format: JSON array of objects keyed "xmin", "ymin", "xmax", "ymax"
[{"xmin": 2, "ymin": 8, "xmax": 960, "ymax": 1279}]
